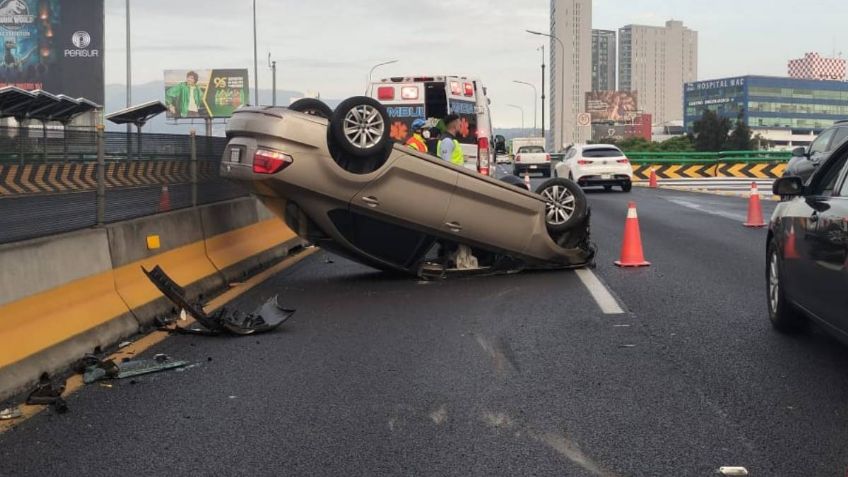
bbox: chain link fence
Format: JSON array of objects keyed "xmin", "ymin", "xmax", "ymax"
[{"xmin": 0, "ymin": 126, "xmax": 248, "ymax": 244}]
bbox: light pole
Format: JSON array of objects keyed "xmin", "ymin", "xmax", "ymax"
[
  {"xmin": 527, "ymin": 30, "xmax": 565, "ymax": 148},
  {"xmin": 268, "ymin": 53, "xmax": 277, "ymax": 106},
  {"xmin": 365, "ymin": 60, "xmax": 399, "ymax": 95},
  {"xmin": 253, "ymin": 0, "xmax": 259, "ymax": 105},
  {"xmin": 538, "ymin": 45, "xmax": 545, "ymax": 139},
  {"xmin": 513, "ymin": 80, "xmax": 537, "ymax": 136},
  {"xmin": 125, "ymin": 0, "xmax": 131, "ymax": 134},
  {"xmin": 507, "ymin": 104, "xmax": 525, "ymax": 136}
]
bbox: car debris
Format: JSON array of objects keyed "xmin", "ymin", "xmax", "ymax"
[
  {"xmin": 118, "ymin": 341, "xmax": 132, "ymax": 349},
  {"xmin": 142, "ymin": 265, "xmax": 295, "ymax": 336},
  {"xmin": 0, "ymin": 406, "xmax": 22, "ymax": 420},
  {"xmin": 82, "ymin": 354, "xmax": 188, "ymax": 384},
  {"xmin": 26, "ymin": 375, "xmax": 68, "ymax": 414}
]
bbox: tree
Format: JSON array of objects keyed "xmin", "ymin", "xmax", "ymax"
[
  {"xmin": 726, "ymin": 110, "xmax": 753, "ymax": 151},
  {"xmin": 692, "ymin": 110, "xmax": 732, "ymax": 152}
]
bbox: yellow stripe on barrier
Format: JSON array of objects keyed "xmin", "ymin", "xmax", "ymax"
[{"xmin": 204, "ymin": 218, "xmax": 296, "ymax": 271}]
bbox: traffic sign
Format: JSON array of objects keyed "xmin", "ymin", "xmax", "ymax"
[{"xmin": 577, "ymin": 113, "xmax": 591, "ymax": 126}]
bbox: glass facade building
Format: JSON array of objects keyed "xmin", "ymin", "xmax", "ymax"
[{"xmin": 685, "ymin": 76, "xmax": 848, "ymax": 133}]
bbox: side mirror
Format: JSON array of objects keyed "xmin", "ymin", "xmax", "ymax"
[
  {"xmin": 773, "ymin": 176, "xmax": 805, "ymax": 197},
  {"xmin": 791, "ymin": 146, "xmax": 807, "ymax": 157}
]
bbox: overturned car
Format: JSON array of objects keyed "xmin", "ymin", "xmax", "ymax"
[{"xmin": 220, "ymin": 96, "xmax": 595, "ymax": 277}]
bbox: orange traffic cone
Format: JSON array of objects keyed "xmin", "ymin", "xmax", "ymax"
[
  {"xmin": 159, "ymin": 184, "xmax": 171, "ymax": 212},
  {"xmin": 648, "ymin": 168, "xmax": 658, "ymax": 188},
  {"xmin": 615, "ymin": 201, "xmax": 651, "ymax": 267},
  {"xmin": 784, "ymin": 224, "xmax": 800, "ymax": 259},
  {"xmin": 744, "ymin": 182, "xmax": 766, "ymax": 228},
  {"xmin": 524, "ymin": 171, "xmax": 531, "ymax": 190}
]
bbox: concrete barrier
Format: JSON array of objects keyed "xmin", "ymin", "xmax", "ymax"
[{"xmin": 0, "ymin": 197, "xmax": 303, "ymax": 402}]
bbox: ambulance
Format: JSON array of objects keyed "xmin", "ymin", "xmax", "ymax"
[{"xmin": 368, "ymin": 75, "xmax": 495, "ymax": 177}]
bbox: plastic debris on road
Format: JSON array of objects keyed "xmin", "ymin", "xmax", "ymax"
[
  {"xmin": 83, "ymin": 354, "xmax": 188, "ymax": 384},
  {"xmin": 719, "ymin": 467, "xmax": 749, "ymax": 476},
  {"xmin": 0, "ymin": 406, "xmax": 22, "ymax": 420},
  {"xmin": 142, "ymin": 265, "xmax": 296, "ymax": 336}
]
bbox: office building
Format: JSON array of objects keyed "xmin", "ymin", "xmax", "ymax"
[
  {"xmin": 788, "ymin": 52, "xmax": 846, "ymax": 81},
  {"xmin": 684, "ymin": 75, "xmax": 848, "ymax": 148},
  {"xmin": 592, "ymin": 29, "xmax": 616, "ymax": 91},
  {"xmin": 619, "ymin": 20, "xmax": 698, "ymax": 126},
  {"xmin": 550, "ymin": 0, "xmax": 592, "ymax": 150}
]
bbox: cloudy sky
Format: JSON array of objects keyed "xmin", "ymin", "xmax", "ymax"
[{"xmin": 105, "ymin": 0, "xmax": 847, "ymax": 127}]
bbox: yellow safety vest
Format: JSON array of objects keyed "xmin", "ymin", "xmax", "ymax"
[
  {"xmin": 405, "ymin": 133, "xmax": 427, "ymax": 153},
  {"xmin": 437, "ymin": 137, "xmax": 465, "ymax": 166}
]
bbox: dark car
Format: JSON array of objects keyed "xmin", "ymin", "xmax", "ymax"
[
  {"xmin": 767, "ymin": 142, "xmax": 848, "ymax": 340},
  {"xmin": 784, "ymin": 120, "xmax": 848, "ymax": 183}
]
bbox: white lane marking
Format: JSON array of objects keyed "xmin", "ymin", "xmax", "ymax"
[
  {"xmin": 664, "ymin": 197, "xmax": 747, "ymax": 222},
  {"xmin": 575, "ymin": 269, "xmax": 625, "ymax": 315}
]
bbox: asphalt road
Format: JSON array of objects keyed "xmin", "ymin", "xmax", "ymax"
[{"xmin": 2, "ymin": 171, "xmax": 848, "ymax": 476}]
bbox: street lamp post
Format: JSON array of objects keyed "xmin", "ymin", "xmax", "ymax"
[
  {"xmin": 538, "ymin": 45, "xmax": 545, "ymax": 139},
  {"xmin": 365, "ymin": 60, "xmax": 399, "ymax": 95},
  {"xmin": 268, "ymin": 53, "xmax": 277, "ymax": 106},
  {"xmin": 513, "ymin": 80, "xmax": 537, "ymax": 136},
  {"xmin": 126, "ymin": 0, "xmax": 131, "ymax": 134},
  {"xmin": 253, "ymin": 0, "xmax": 259, "ymax": 105},
  {"xmin": 527, "ymin": 30, "xmax": 565, "ymax": 149},
  {"xmin": 507, "ymin": 104, "xmax": 525, "ymax": 136}
]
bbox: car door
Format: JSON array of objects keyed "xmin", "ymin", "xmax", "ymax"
[
  {"xmin": 793, "ymin": 150, "xmax": 848, "ymax": 325},
  {"xmin": 444, "ymin": 171, "xmax": 542, "ymax": 254},
  {"xmin": 352, "ymin": 150, "xmax": 458, "ymax": 235},
  {"xmin": 804, "ymin": 128, "xmax": 837, "ymax": 179}
]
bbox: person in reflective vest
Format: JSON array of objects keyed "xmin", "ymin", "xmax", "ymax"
[
  {"xmin": 405, "ymin": 118, "xmax": 428, "ymax": 153},
  {"xmin": 437, "ymin": 114, "xmax": 464, "ymax": 166}
]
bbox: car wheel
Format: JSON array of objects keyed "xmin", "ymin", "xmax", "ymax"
[
  {"xmin": 500, "ymin": 174, "xmax": 530, "ymax": 191},
  {"xmin": 535, "ymin": 178, "xmax": 589, "ymax": 234},
  {"xmin": 289, "ymin": 98, "xmax": 333, "ymax": 119},
  {"xmin": 622, "ymin": 181, "xmax": 632, "ymax": 192},
  {"xmin": 330, "ymin": 96, "xmax": 390, "ymax": 158},
  {"xmin": 604, "ymin": 185, "xmax": 613, "ymax": 192},
  {"xmin": 766, "ymin": 240, "xmax": 806, "ymax": 333}
]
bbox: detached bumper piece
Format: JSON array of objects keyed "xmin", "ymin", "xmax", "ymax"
[
  {"xmin": 142, "ymin": 265, "xmax": 295, "ymax": 336},
  {"xmin": 83, "ymin": 354, "xmax": 188, "ymax": 384}
]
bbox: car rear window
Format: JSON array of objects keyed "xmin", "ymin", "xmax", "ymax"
[
  {"xmin": 582, "ymin": 148, "xmax": 623, "ymax": 158},
  {"xmin": 518, "ymin": 146, "xmax": 545, "ymax": 153}
]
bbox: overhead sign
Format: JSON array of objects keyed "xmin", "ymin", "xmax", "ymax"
[
  {"xmin": 585, "ymin": 91, "xmax": 638, "ymax": 122},
  {"xmin": 0, "ymin": 0, "xmax": 105, "ymax": 103},
  {"xmin": 164, "ymin": 69, "xmax": 249, "ymax": 119}
]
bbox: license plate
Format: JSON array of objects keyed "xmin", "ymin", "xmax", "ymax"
[
  {"xmin": 230, "ymin": 148, "xmax": 241, "ymax": 163},
  {"xmin": 601, "ymin": 174, "xmax": 612, "ymax": 179},
  {"xmin": 530, "ymin": 165, "xmax": 538, "ymax": 169}
]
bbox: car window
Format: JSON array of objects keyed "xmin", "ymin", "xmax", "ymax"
[
  {"xmin": 810, "ymin": 128, "xmax": 836, "ymax": 154},
  {"xmin": 814, "ymin": 153, "xmax": 848, "ymax": 196},
  {"xmin": 830, "ymin": 127, "xmax": 848, "ymax": 152},
  {"xmin": 518, "ymin": 146, "xmax": 544, "ymax": 154},
  {"xmin": 582, "ymin": 148, "xmax": 624, "ymax": 158}
]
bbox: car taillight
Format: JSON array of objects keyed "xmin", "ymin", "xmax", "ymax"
[
  {"xmin": 401, "ymin": 86, "xmax": 418, "ymax": 100},
  {"xmin": 515, "ymin": 154, "xmax": 521, "ymax": 162},
  {"xmin": 617, "ymin": 158, "xmax": 630, "ymax": 164},
  {"xmin": 545, "ymin": 154, "xmax": 551, "ymax": 162},
  {"xmin": 477, "ymin": 137, "xmax": 490, "ymax": 175},
  {"xmin": 464, "ymin": 83, "xmax": 474, "ymax": 96},
  {"xmin": 377, "ymin": 86, "xmax": 394, "ymax": 100},
  {"xmin": 577, "ymin": 159, "xmax": 591, "ymax": 165},
  {"xmin": 253, "ymin": 148, "xmax": 293, "ymax": 174}
]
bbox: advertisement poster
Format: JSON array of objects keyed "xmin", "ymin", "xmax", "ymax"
[
  {"xmin": 164, "ymin": 69, "xmax": 248, "ymax": 119},
  {"xmin": 0, "ymin": 0, "xmax": 104, "ymax": 103},
  {"xmin": 585, "ymin": 91, "xmax": 638, "ymax": 122}
]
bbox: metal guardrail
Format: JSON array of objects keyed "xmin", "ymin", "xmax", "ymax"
[
  {"xmin": 0, "ymin": 127, "xmax": 245, "ymax": 244},
  {"xmin": 625, "ymin": 150, "xmax": 792, "ymax": 165}
]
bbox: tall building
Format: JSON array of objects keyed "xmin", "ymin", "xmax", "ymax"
[
  {"xmin": 788, "ymin": 52, "xmax": 846, "ymax": 81},
  {"xmin": 592, "ymin": 30, "xmax": 616, "ymax": 91},
  {"xmin": 685, "ymin": 75, "xmax": 848, "ymax": 148},
  {"xmin": 619, "ymin": 20, "xmax": 698, "ymax": 126},
  {"xmin": 550, "ymin": 0, "xmax": 592, "ymax": 150}
]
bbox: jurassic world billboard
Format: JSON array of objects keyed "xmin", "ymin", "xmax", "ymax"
[
  {"xmin": 164, "ymin": 69, "xmax": 249, "ymax": 119},
  {"xmin": 0, "ymin": 0, "xmax": 104, "ymax": 103}
]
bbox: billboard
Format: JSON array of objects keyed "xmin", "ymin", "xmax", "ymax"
[
  {"xmin": 585, "ymin": 91, "xmax": 638, "ymax": 122},
  {"xmin": 164, "ymin": 69, "xmax": 248, "ymax": 119},
  {"xmin": 0, "ymin": 0, "xmax": 104, "ymax": 103}
]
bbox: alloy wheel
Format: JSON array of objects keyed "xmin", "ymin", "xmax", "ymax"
[
  {"xmin": 342, "ymin": 105, "xmax": 385, "ymax": 149},
  {"xmin": 541, "ymin": 185, "xmax": 576, "ymax": 225}
]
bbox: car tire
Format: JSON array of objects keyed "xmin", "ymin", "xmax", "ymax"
[
  {"xmin": 535, "ymin": 178, "xmax": 589, "ymax": 234},
  {"xmin": 500, "ymin": 174, "xmax": 531, "ymax": 191},
  {"xmin": 330, "ymin": 96, "xmax": 391, "ymax": 158},
  {"xmin": 766, "ymin": 240, "xmax": 806, "ymax": 333},
  {"xmin": 622, "ymin": 181, "xmax": 632, "ymax": 192},
  {"xmin": 289, "ymin": 98, "xmax": 333, "ymax": 119}
]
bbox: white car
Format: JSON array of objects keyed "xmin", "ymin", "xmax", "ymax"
[{"xmin": 554, "ymin": 144, "xmax": 633, "ymax": 192}]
